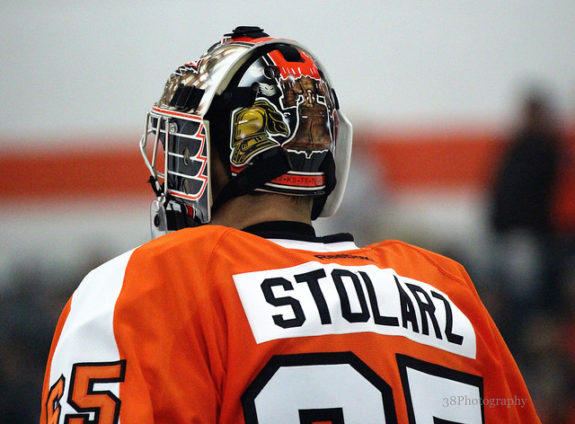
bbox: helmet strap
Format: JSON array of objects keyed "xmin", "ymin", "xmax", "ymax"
[
  {"xmin": 311, "ymin": 151, "xmax": 337, "ymax": 220},
  {"xmin": 211, "ymin": 147, "xmax": 291, "ymax": 215}
]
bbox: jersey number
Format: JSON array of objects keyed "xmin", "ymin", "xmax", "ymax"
[
  {"xmin": 46, "ymin": 360, "xmax": 126, "ymax": 424},
  {"xmin": 47, "ymin": 355, "xmax": 483, "ymax": 423},
  {"xmin": 242, "ymin": 353, "xmax": 484, "ymax": 423}
]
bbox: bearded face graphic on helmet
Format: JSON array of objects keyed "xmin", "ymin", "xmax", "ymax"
[{"xmin": 140, "ymin": 27, "xmax": 352, "ymax": 234}]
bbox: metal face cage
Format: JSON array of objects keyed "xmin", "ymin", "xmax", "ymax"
[{"xmin": 140, "ymin": 107, "xmax": 211, "ymax": 225}]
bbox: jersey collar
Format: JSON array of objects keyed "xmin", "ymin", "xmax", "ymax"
[{"xmin": 242, "ymin": 221, "xmax": 356, "ymax": 245}]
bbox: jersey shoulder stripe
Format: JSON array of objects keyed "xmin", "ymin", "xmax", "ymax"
[{"xmin": 45, "ymin": 249, "xmax": 134, "ymax": 421}]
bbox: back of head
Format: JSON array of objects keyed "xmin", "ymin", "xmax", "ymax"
[{"xmin": 140, "ymin": 26, "xmax": 353, "ymax": 237}]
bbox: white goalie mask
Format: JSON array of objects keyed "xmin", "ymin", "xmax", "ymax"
[{"xmin": 140, "ymin": 26, "xmax": 353, "ymax": 237}]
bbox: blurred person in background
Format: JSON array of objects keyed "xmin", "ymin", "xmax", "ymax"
[
  {"xmin": 489, "ymin": 88, "xmax": 561, "ymax": 352},
  {"xmin": 0, "ymin": 264, "xmax": 78, "ymax": 423},
  {"xmin": 488, "ymin": 87, "xmax": 575, "ymax": 423}
]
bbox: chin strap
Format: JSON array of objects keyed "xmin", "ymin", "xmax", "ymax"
[
  {"xmin": 311, "ymin": 151, "xmax": 337, "ymax": 220},
  {"xmin": 150, "ymin": 197, "xmax": 199, "ymax": 238},
  {"xmin": 148, "ymin": 173, "xmax": 199, "ymax": 237},
  {"xmin": 211, "ymin": 147, "xmax": 291, "ymax": 215}
]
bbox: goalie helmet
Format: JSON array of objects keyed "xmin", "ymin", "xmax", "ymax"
[{"xmin": 140, "ymin": 26, "xmax": 353, "ymax": 237}]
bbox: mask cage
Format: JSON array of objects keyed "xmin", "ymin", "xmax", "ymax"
[{"xmin": 139, "ymin": 107, "xmax": 211, "ymax": 224}]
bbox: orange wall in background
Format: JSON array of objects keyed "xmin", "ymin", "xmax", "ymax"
[
  {"xmin": 1, "ymin": 127, "xmax": 573, "ymax": 201},
  {"xmin": 0, "ymin": 143, "xmax": 150, "ymax": 200},
  {"xmin": 362, "ymin": 128, "xmax": 505, "ymax": 190}
]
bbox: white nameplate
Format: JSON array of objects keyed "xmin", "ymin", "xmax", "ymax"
[{"xmin": 234, "ymin": 262, "xmax": 476, "ymax": 359}]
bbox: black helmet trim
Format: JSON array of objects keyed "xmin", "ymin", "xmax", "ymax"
[{"xmin": 210, "ymin": 146, "xmax": 291, "ymax": 214}]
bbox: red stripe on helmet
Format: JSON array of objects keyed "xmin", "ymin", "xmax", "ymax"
[
  {"xmin": 270, "ymin": 173, "xmax": 325, "ymax": 188},
  {"xmin": 230, "ymin": 164, "xmax": 325, "ymax": 189},
  {"xmin": 267, "ymin": 50, "xmax": 320, "ymax": 79},
  {"xmin": 151, "ymin": 107, "xmax": 202, "ymax": 121},
  {"xmin": 229, "ymin": 36, "xmax": 277, "ymax": 44}
]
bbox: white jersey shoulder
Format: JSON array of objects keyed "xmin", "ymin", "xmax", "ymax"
[{"xmin": 47, "ymin": 249, "xmax": 135, "ymax": 421}]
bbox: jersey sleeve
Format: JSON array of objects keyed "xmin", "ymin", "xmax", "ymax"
[
  {"xmin": 40, "ymin": 250, "xmax": 133, "ymax": 424},
  {"xmin": 39, "ymin": 231, "xmax": 227, "ymax": 424}
]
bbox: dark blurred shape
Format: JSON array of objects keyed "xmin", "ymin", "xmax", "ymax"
[
  {"xmin": 491, "ymin": 90, "xmax": 560, "ymax": 236},
  {"xmin": 489, "ymin": 89, "xmax": 562, "ymax": 328},
  {"xmin": 0, "ymin": 262, "xmax": 80, "ymax": 423},
  {"xmin": 488, "ymin": 86, "xmax": 575, "ymax": 423}
]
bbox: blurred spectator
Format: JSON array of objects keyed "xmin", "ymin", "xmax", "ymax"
[
  {"xmin": 0, "ymin": 260, "xmax": 88, "ymax": 423},
  {"xmin": 489, "ymin": 89, "xmax": 561, "ymax": 352},
  {"xmin": 488, "ymin": 87, "xmax": 575, "ymax": 422},
  {"xmin": 491, "ymin": 90, "xmax": 560, "ymax": 239}
]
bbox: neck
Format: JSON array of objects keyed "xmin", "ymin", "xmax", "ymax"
[{"xmin": 210, "ymin": 193, "xmax": 313, "ymax": 230}]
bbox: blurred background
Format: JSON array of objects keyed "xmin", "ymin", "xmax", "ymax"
[{"xmin": 1, "ymin": 1, "xmax": 575, "ymax": 422}]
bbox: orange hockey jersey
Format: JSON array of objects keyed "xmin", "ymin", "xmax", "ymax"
[{"xmin": 40, "ymin": 223, "xmax": 541, "ymax": 423}]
